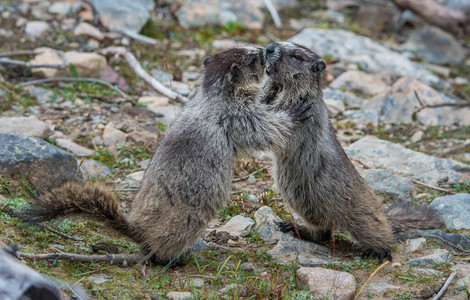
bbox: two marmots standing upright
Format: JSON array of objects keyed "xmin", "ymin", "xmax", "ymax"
[
  {"xmin": 261, "ymin": 41, "xmax": 443, "ymax": 261},
  {"xmin": 21, "ymin": 43, "xmax": 442, "ymax": 264},
  {"xmin": 22, "ymin": 46, "xmax": 311, "ymax": 264}
]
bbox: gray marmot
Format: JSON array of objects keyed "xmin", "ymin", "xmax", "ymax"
[
  {"xmin": 22, "ymin": 46, "xmax": 311, "ymax": 264},
  {"xmin": 262, "ymin": 41, "xmax": 443, "ymax": 262}
]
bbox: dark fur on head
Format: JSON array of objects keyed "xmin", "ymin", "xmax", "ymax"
[{"xmin": 202, "ymin": 47, "xmax": 265, "ymax": 97}]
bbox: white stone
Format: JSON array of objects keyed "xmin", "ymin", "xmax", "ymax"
[
  {"xmin": 166, "ymin": 292, "xmax": 192, "ymax": 300},
  {"xmin": 56, "ymin": 139, "xmax": 94, "ymax": 157},
  {"xmin": 126, "ymin": 171, "xmax": 144, "ymax": 182},
  {"xmin": 48, "ymin": 1, "xmax": 72, "ymax": 15},
  {"xmin": 216, "ymin": 215, "xmax": 254, "ymax": 238},
  {"xmin": 410, "ymin": 130, "xmax": 424, "ymax": 143},
  {"xmin": 406, "ymin": 238, "xmax": 427, "ymax": 253},
  {"xmin": 73, "ymin": 22, "xmax": 104, "ymax": 40},
  {"xmin": 297, "ymin": 267, "xmax": 356, "ymax": 300},
  {"xmin": 25, "ymin": 21, "xmax": 50, "ymax": 38},
  {"xmin": 102, "ymin": 124, "xmax": 126, "ymax": 147},
  {"xmin": 137, "ymin": 95, "xmax": 169, "ymax": 108},
  {"xmin": 407, "ymin": 249, "xmax": 453, "ymax": 267}
]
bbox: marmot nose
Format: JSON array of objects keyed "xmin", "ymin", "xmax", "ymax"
[{"xmin": 266, "ymin": 43, "xmax": 276, "ymax": 54}]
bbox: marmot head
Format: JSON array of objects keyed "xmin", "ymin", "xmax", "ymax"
[
  {"xmin": 202, "ymin": 46, "xmax": 266, "ymax": 96},
  {"xmin": 265, "ymin": 42, "xmax": 326, "ymax": 89}
]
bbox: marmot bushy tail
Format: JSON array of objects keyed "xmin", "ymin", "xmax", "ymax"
[
  {"xmin": 262, "ymin": 42, "xmax": 443, "ymax": 262},
  {"xmin": 20, "ymin": 46, "xmax": 310, "ymax": 264},
  {"xmin": 23, "ymin": 181, "xmax": 137, "ymax": 240}
]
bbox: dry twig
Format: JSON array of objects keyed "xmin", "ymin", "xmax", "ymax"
[
  {"xmin": 100, "ymin": 46, "xmax": 189, "ymax": 103},
  {"xmin": 263, "ymin": 0, "xmax": 282, "ymax": 28},
  {"xmin": 0, "ymin": 49, "xmax": 68, "ymax": 69},
  {"xmin": 117, "ymin": 29, "xmax": 160, "ymax": 45},
  {"xmin": 411, "ymin": 179, "xmax": 455, "ymax": 194},
  {"xmin": 17, "ymin": 77, "xmax": 127, "ymax": 98},
  {"xmin": 354, "ymin": 260, "xmax": 390, "ymax": 299}
]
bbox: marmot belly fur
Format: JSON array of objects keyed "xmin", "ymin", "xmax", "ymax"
[
  {"xmin": 22, "ymin": 46, "xmax": 310, "ymax": 264},
  {"xmin": 261, "ymin": 42, "xmax": 443, "ymax": 261}
]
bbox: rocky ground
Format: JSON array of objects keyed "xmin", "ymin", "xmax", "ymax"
[{"xmin": 0, "ymin": 0, "xmax": 469, "ymax": 299}]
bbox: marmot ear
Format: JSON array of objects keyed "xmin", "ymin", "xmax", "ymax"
[
  {"xmin": 203, "ymin": 56, "xmax": 213, "ymax": 66},
  {"xmin": 227, "ymin": 63, "xmax": 241, "ymax": 83},
  {"xmin": 311, "ymin": 59, "xmax": 326, "ymax": 73}
]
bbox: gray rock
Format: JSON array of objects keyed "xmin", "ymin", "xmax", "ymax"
[
  {"xmin": 93, "ymin": 0, "xmax": 154, "ymax": 32},
  {"xmin": 166, "ymin": 292, "xmax": 192, "ymax": 300},
  {"xmin": 438, "ymin": 0, "xmax": 470, "ymax": 11},
  {"xmin": 0, "ymin": 134, "xmax": 80, "ymax": 189},
  {"xmin": 397, "ymin": 230, "xmax": 470, "ymax": 252},
  {"xmin": 126, "ymin": 170, "xmax": 144, "ymax": 182},
  {"xmin": 330, "ymin": 70, "xmax": 389, "ymax": 96},
  {"xmin": 87, "ymin": 274, "xmax": 112, "ymax": 284},
  {"xmin": 240, "ymin": 262, "xmax": 257, "ymax": 272},
  {"xmin": 0, "ymin": 249, "xmax": 61, "ymax": 300},
  {"xmin": 289, "ymin": 28, "xmax": 443, "ymax": 87},
  {"xmin": 216, "ymin": 215, "xmax": 254, "ymax": 239},
  {"xmin": 80, "ymin": 159, "xmax": 112, "ymax": 179},
  {"xmin": 219, "ymin": 283, "xmax": 245, "ymax": 295},
  {"xmin": 149, "ymin": 103, "xmax": 183, "ymax": 126},
  {"xmin": 323, "ymin": 88, "xmax": 362, "ymax": 108},
  {"xmin": 0, "ymin": 116, "xmax": 51, "ymax": 139},
  {"xmin": 24, "ymin": 86, "xmax": 54, "ymax": 104},
  {"xmin": 407, "ymin": 249, "xmax": 453, "ymax": 267},
  {"xmin": 184, "ymin": 278, "xmax": 204, "ymax": 288},
  {"xmin": 361, "ymin": 168, "xmax": 414, "ymax": 201},
  {"xmin": 254, "ymin": 206, "xmax": 330, "ymax": 266},
  {"xmin": 73, "ymin": 22, "xmax": 104, "ymax": 41},
  {"xmin": 56, "ymin": 139, "xmax": 94, "ymax": 157},
  {"xmin": 367, "ymin": 282, "xmax": 400, "ymax": 293},
  {"xmin": 410, "ymin": 130, "xmax": 424, "ymax": 143},
  {"xmin": 410, "ymin": 267, "xmax": 443, "ymax": 277},
  {"xmin": 406, "ymin": 238, "xmax": 427, "ymax": 253},
  {"xmin": 360, "ymin": 77, "xmax": 470, "ymax": 126},
  {"xmin": 430, "ymin": 194, "xmax": 470, "ymax": 229},
  {"xmin": 325, "ymin": 99, "xmax": 345, "ymax": 116},
  {"xmin": 48, "ymin": 1, "xmax": 72, "ymax": 15},
  {"xmin": 401, "ymin": 26, "xmax": 465, "ymax": 66},
  {"xmin": 297, "ymin": 267, "xmax": 356, "ymax": 300},
  {"xmin": 177, "ymin": 0, "xmax": 264, "ymax": 30},
  {"xmin": 346, "ymin": 136, "xmax": 470, "ymax": 184},
  {"xmin": 25, "ymin": 21, "xmax": 50, "ymax": 38},
  {"xmin": 343, "ymin": 109, "xmax": 379, "ymax": 126}
]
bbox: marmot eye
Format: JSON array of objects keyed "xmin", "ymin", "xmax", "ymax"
[
  {"xmin": 292, "ymin": 53, "xmax": 303, "ymax": 61},
  {"xmin": 249, "ymin": 57, "xmax": 257, "ymax": 65}
]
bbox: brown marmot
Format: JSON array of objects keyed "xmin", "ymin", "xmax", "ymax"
[
  {"xmin": 261, "ymin": 41, "xmax": 443, "ymax": 262},
  {"xmin": 21, "ymin": 46, "xmax": 311, "ymax": 264}
]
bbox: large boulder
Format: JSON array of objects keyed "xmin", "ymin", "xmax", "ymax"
[
  {"xmin": 346, "ymin": 136, "xmax": 470, "ymax": 184},
  {"xmin": 92, "ymin": 0, "xmax": 155, "ymax": 32},
  {"xmin": 0, "ymin": 117, "xmax": 51, "ymax": 139},
  {"xmin": 289, "ymin": 28, "xmax": 444, "ymax": 87},
  {"xmin": 0, "ymin": 134, "xmax": 80, "ymax": 189},
  {"xmin": 430, "ymin": 194, "xmax": 470, "ymax": 229}
]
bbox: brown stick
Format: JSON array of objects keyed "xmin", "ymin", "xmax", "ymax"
[
  {"xmin": 390, "ymin": 0, "xmax": 469, "ymax": 37},
  {"xmin": 411, "ymin": 179, "xmax": 456, "ymax": 194},
  {"xmin": 354, "ymin": 260, "xmax": 390, "ymax": 299},
  {"xmin": 17, "ymin": 77, "xmax": 128, "ymax": 98},
  {"xmin": 0, "ymin": 49, "xmax": 68, "ymax": 69},
  {"xmin": 100, "ymin": 47, "xmax": 189, "ymax": 103},
  {"xmin": 18, "ymin": 252, "xmax": 144, "ymax": 265}
]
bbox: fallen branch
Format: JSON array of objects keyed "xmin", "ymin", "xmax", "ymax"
[
  {"xmin": 17, "ymin": 77, "xmax": 127, "ymax": 98},
  {"xmin": 390, "ymin": 0, "xmax": 469, "ymax": 37},
  {"xmin": 263, "ymin": 0, "xmax": 282, "ymax": 28},
  {"xmin": 411, "ymin": 179, "xmax": 456, "ymax": 194},
  {"xmin": 117, "ymin": 29, "xmax": 160, "ymax": 45},
  {"xmin": 100, "ymin": 46, "xmax": 189, "ymax": 103},
  {"xmin": 0, "ymin": 49, "xmax": 68, "ymax": 69},
  {"xmin": 414, "ymin": 90, "xmax": 470, "ymax": 114},
  {"xmin": 354, "ymin": 260, "xmax": 390, "ymax": 299},
  {"xmin": 432, "ymin": 272, "xmax": 457, "ymax": 300},
  {"xmin": 18, "ymin": 252, "xmax": 144, "ymax": 265}
]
